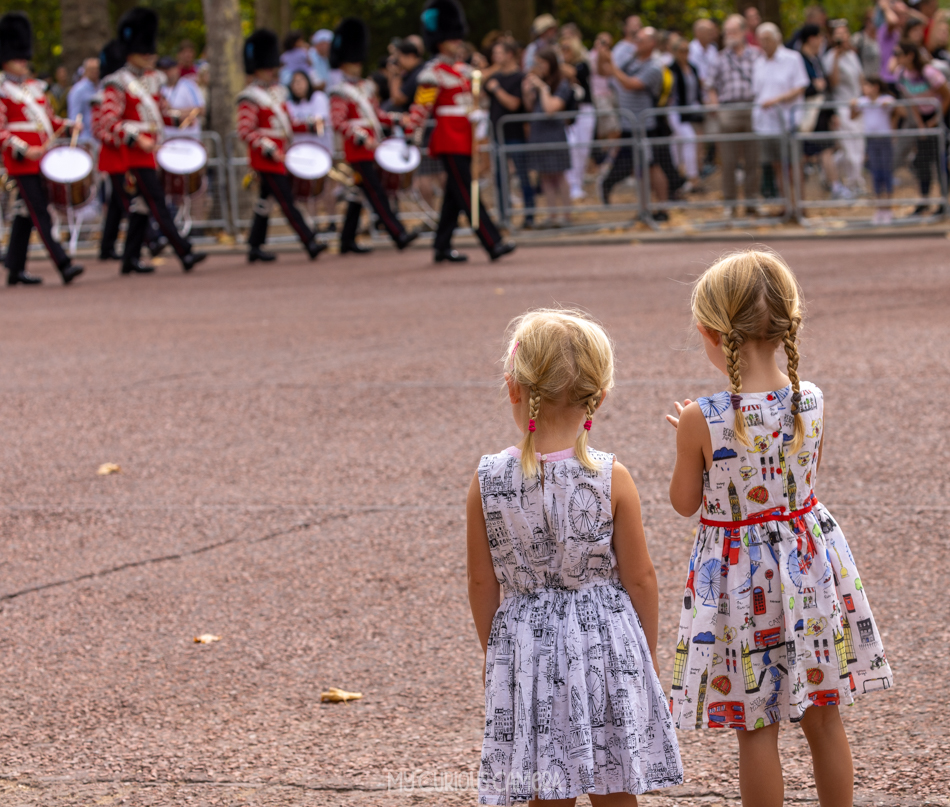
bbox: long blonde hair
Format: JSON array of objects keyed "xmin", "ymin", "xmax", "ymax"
[
  {"xmin": 691, "ymin": 249, "xmax": 806, "ymax": 453},
  {"xmin": 503, "ymin": 308, "xmax": 615, "ymax": 478}
]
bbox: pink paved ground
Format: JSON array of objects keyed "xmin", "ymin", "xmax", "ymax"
[{"xmin": 1, "ymin": 240, "xmax": 948, "ymax": 807}]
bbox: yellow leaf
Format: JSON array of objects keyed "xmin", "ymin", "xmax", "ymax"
[
  {"xmin": 97, "ymin": 463, "xmax": 121, "ymax": 475},
  {"xmin": 320, "ymin": 687, "xmax": 363, "ymax": 703},
  {"xmin": 194, "ymin": 634, "xmax": 221, "ymax": 644}
]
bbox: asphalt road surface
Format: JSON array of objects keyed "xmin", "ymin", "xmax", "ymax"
[{"xmin": 1, "ymin": 239, "xmax": 947, "ymax": 806}]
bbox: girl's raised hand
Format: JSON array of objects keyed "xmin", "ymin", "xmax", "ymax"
[{"xmin": 665, "ymin": 399, "xmax": 693, "ymax": 430}]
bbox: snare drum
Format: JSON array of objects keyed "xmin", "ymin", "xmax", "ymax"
[
  {"xmin": 40, "ymin": 146, "xmax": 95, "ymax": 209},
  {"xmin": 285, "ymin": 142, "xmax": 332, "ymax": 200},
  {"xmin": 157, "ymin": 138, "xmax": 208, "ymax": 198},
  {"xmin": 374, "ymin": 139, "xmax": 421, "ymax": 192}
]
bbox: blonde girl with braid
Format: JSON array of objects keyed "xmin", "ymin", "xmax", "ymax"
[
  {"xmin": 467, "ymin": 308, "xmax": 683, "ymax": 806},
  {"xmin": 666, "ymin": 250, "xmax": 892, "ymax": 807}
]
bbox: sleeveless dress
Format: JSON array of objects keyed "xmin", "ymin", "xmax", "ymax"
[
  {"xmin": 477, "ymin": 446, "xmax": 683, "ymax": 805},
  {"xmin": 671, "ymin": 382, "xmax": 894, "ymax": 731}
]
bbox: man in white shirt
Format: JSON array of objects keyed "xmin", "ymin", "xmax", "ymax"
[
  {"xmin": 752, "ymin": 23, "xmax": 808, "ymax": 204},
  {"xmin": 160, "ymin": 57, "xmax": 204, "ymax": 136},
  {"xmin": 823, "ymin": 19, "xmax": 866, "ymax": 190},
  {"xmin": 66, "ymin": 57, "xmax": 99, "ymax": 145},
  {"xmin": 610, "ymin": 15, "xmax": 641, "ymax": 90},
  {"xmin": 688, "ymin": 18, "xmax": 719, "ymax": 86}
]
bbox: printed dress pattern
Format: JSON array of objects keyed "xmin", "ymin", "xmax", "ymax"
[
  {"xmin": 671, "ymin": 382, "xmax": 893, "ymax": 731},
  {"xmin": 477, "ymin": 446, "xmax": 683, "ymax": 805}
]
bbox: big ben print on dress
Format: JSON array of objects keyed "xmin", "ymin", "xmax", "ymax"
[
  {"xmin": 477, "ymin": 446, "xmax": 683, "ymax": 804},
  {"xmin": 671, "ymin": 382, "xmax": 893, "ymax": 731}
]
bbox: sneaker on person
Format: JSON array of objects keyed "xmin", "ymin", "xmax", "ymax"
[
  {"xmin": 881, "ymin": 209, "xmax": 893, "ymax": 224},
  {"xmin": 831, "ymin": 182, "xmax": 853, "ymax": 200}
]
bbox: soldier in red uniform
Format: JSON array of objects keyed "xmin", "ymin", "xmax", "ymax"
[
  {"xmin": 328, "ymin": 18, "xmax": 418, "ymax": 255},
  {"xmin": 409, "ymin": 0, "xmax": 515, "ymax": 263},
  {"xmin": 100, "ymin": 7, "xmax": 206, "ymax": 275},
  {"xmin": 237, "ymin": 29, "xmax": 326, "ymax": 263},
  {"xmin": 0, "ymin": 12, "xmax": 84, "ymax": 286},
  {"xmin": 92, "ymin": 39, "xmax": 131, "ymax": 262}
]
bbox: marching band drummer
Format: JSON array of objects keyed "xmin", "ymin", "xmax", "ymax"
[
  {"xmin": 408, "ymin": 0, "xmax": 515, "ymax": 264},
  {"xmin": 92, "ymin": 39, "xmax": 133, "ymax": 262},
  {"xmin": 328, "ymin": 17, "xmax": 419, "ymax": 255},
  {"xmin": 0, "ymin": 12, "xmax": 84, "ymax": 286},
  {"xmin": 237, "ymin": 28, "xmax": 327, "ymax": 264},
  {"xmin": 100, "ymin": 7, "xmax": 206, "ymax": 275}
]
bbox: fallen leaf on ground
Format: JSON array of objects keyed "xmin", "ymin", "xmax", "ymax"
[
  {"xmin": 194, "ymin": 634, "xmax": 221, "ymax": 644},
  {"xmin": 97, "ymin": 463, "xmax": 121, "ymax": 475},
  {"xmin": 321, "ymin": 687, "xmax": 363, "ymax": 703}
]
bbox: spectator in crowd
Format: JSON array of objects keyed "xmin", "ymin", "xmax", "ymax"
[
  {"xmin": 66, "ymin": 57, "xmax": 99, "ymax": 145},
  {"xmin": 523, "ymin": 47, "xmax": 575, "ymax": 227},
  {"xmin": 656, "ymin": 30, "xmax": 676, "ymax": 67},
  {"xmin": 370, "ymin": 53, "xmax": 391, "ymax": 105},
  {"xmin": 611, "ymin": 15, "xmax": 642, "ymax": 80},
  {"xmin": 893, "ymin": 38, "xmax": 950, "ymax": 213},
  {"xmin": 384, "ymin": 39, "xmax": 424, "ymax": 112},
  {"xmin": 706, "ymin": 14, "xmax": 762, "ymax": 214},
  {"xmin": 560, "ymin": 27, "xmax": 595, "ymax": 200},
  {"xmin": 280, "ymin": 30, "xmax": 314, "ymax": 87},
  {"xmin": 484, "ymin": 37, "xmax": 534, "ymax": 227},
  {"xmin": 852, "ymin": 8, "xmax": 882, "ymax": 77},
  {"xmin": 47, "ymin": 65, "xmax": 70, "ymax": 117},
  {"xmin": 309, "ymin": 29, "xmax": 334, "ymax": 91},
  {"xmin": 744, "ymin": 6, "xmax": 762, "ymax": 47},
  {"xmin": 752, "ymin": 22, "xmax": 809, "ymax": 211},
  {"xmin": 589, "ymin": 32, "xmax": 622, "ymax": 145},
  {"xmin": 524, "ymin": 14, "xmax": 559, "ymax": 71},
  {"xmin": 799, "ymin": 25, "xmax": 850, "ymax": 201},
  {"xmin": 851, "ymin": 77, "xmax": 898, "ymax": 222},
  {"xmin": 689, "ymin": 18, "xmax": 720, "ymax": 85},
  {"xmin": 787, "ymin": 5, "xmax": 828, "ymax": 52},
  {"xmin": 824, "ymin": 18, "xmax": 866, "ymax": 192},
  {"xmin": 285, "ymin": 69, "xmax": 336, "ymax": 225},
  {"xmin": 178, "ymin": 39, "xmax": 197, "ymax": 78},
  {"xmin": 926, "ymin": 10, "xmax": 950, "ymax": 62},
  {"xmin": 879, "ymin": 0, "xmax": 912, "ymax": 89},
  {"xmin": 161, "ymin": 55, "xmax": 204, "ymax": 135},
  {"xmin": 669, "ymin": 36, "xmax": 704, "ymax": 191},
  {"xmin": 597, "ymin": 26, "xmax": 671, "ymax": 218}
]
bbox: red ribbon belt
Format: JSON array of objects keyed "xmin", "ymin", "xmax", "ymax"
[{"xmin": 700, "ymin": 492, "xmax": 817, "ymax": 529}]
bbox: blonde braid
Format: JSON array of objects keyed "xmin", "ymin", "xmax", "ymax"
[
  {"xmin": 574, "ymin": 393, "xmax": 600, "ymax": 471},
  {"xmin": 723, "ymin": 329, "xmax": 752, "ymax": 447},
  {"xmin": 783, "ymin": 316, "xmax": 805, "ymax": 452},
  {"xmin": 521, "ymin": 386, "xmax": 543, "ymax": 478}
]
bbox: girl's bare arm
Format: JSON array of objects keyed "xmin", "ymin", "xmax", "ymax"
[{"xmin": 467, "ymin": 473, "xmax": 501, "ymax": 655}]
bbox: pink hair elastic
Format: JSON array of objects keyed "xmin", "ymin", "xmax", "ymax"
[
  {"xmin": 528, "ymin": 419, "xmax": 536, "ymax": 432},
  {"xmin": 584, "ymin": 420, "xmax": 592, "ymax": 431},
  {"xmin": 510, "ymin": 340, "xmax": 520, "ymax": 360}
]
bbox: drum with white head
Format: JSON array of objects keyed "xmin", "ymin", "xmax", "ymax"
[
  {"xmin": 41, "ymin": 146, "xmax": 95, "ymax": 209},
  {"xmin": 285, "ymin": 141, "xmax": 332, "ymax": 199},
  {"xmin": 374, "ymin": 138, "xmax": 421, "ymax": 192},
  {"xmin": 157, "ymin": 138, "xmax": 208, "ymax": 198}
]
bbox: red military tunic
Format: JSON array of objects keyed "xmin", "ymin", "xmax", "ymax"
[
  {"xmin": 329, "ymin": 77, "xmax": 410, "ymax": 164},
  {"xmin": 409, "ymin": 55, "xmax": 473, "ymax": 156},
  {"xmin": 236, "ymin": 81, "xmax": 314, "ymax": 175},
  {"xmin": 0, "ymin": 76, "xmax": 68, "ymax": 175},
  {"xmin": 99, "ymin": 66, "xmax": 176, "ymax": 170},
  {"xmin": 90, "ymin": 87, "xmax": 128, "ymax": 175}
]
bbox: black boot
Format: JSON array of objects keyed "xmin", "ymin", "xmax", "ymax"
[
  {"xmin": 434, "ymin": 249, "xmax": 468, "ymax": 263},
  {"xmin": 248, "ymin": 246, "xmax": 277, "ymax": 262},
  {"xmin": 121, "ymin": 212, "xmax": 150, "ymax": 274},
  {"xmin": 181, "ymin": 252, "xmax": 207, "ymax": 272},
  {"xmin": 340, "ymin": 240, "xmax": 372, "ymax": 254},
  {"xmin": 7, "ymin": 269, "xmax": 43, "ymax": 285},
  {"xmin": 340, "ymin": 200, "xmax": 362, "ymax": 245},
  {"xmin": 59, "ymin": 264, "xmax": 84, "ymax": 284},
  {"xmin": 395, "ymin": 230, "xmax": 419, "ymax": 251},
  {"xmin": 121, "ymin": 259, "xmax": 155, "ymax": 274},
  {"xmin": 489, "ymin": 242, "xmax": 516, "ymax": 262},
  {"xmin": 305, "ymin": 239, "xmax": 327, "ymax": 260},
  {"xmin": 99, "ymin": 247, "xmax": 122, "ymax": 261}
]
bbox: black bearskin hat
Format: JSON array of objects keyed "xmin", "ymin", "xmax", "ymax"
[
  {"xmin": 0, "ymin": 12, "xmax": 33, "ymax": 63},
  {"xmin": 99, "ymin": 39, "xmax": 126, "ymax": 78},
  {"xmin": 243, "ymin": 29, "xmax": 280, "ymax": 75},
  {"xmin": 117, "ymin": 7, "xmax": 158, "ymax": 56},
  {"xmin": 420, "ymin": 0, "xmax": 468, "ymax": 54},
  {"xmin": 329, "ymin": 18, "xmax": 368, "ymax": 69}
]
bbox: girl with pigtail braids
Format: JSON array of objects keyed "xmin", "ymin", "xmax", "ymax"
[
  {"xmin": 665, "ymin": 249, "xmax": 892, "ymax": 807},
  {"xmin": 466, "ymin": 308, "xmax": 684, "ymax": 803}
]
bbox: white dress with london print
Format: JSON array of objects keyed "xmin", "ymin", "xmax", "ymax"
[
  {"xmin": 477, "ymin": 446, "xmax": 682, "ymax": 805},
  {"xmin": 671, "ymin": 382, "xmax": 893, "ymax": 731}
]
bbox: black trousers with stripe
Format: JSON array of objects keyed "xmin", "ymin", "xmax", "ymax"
[
  {"xmin": 343, "ymin": 160, "xmax": 408, "ymax": 245},
  {"xmin": 248, "ymin": 171, "xmax": 316, "ymax": 249},
  {"xmin": 124, "ymin": 167, "xmax": 192, "ymax": 262},
  {"xmin": 101, "ymin": 172, "xmax": 131, "ymax": 256},
  {"xmin": 4, "ymin": 173, "xmax": 70, "ymax": 275},
  {"xmin": 435, "ymin": 153, "xmax": 501, "ymax": 254}
]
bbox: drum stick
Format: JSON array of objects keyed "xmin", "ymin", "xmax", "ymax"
[
  {"xmin": 179, "ymin": 108, "xmax": 200, "ymax": 129},
  {"xmin": 69, "ymin": 113, "xmax": 82, "ymax": 149},
  {"xmin": 315, "ymin": 118, "xmax": 325, "ymax": 137},
  {"xmin": 470, "ymin": 70, "xmax": 482, "ymax": 230}
]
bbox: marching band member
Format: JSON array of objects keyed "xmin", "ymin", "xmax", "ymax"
[
  {"xmin": 0, "ymin": 12, "xmax": 84, "ymax": 286},
  {"xmin": 237, "ymin": 28, "xmax": 327, "ymax": 264},
  {"xmin": 100, "ymin": 7, "xmax": 206, "ymax": 274},
  {"xmin": 328, "ymin": 18, "xmax": 418, "ymax": 255},
  {"xmin": 409, "ymin": 0, "xmax": 515, "ymax": 264},
  {"xmin": 92, "ymin": 39, "xmax": 131, "ymax": 262}
]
